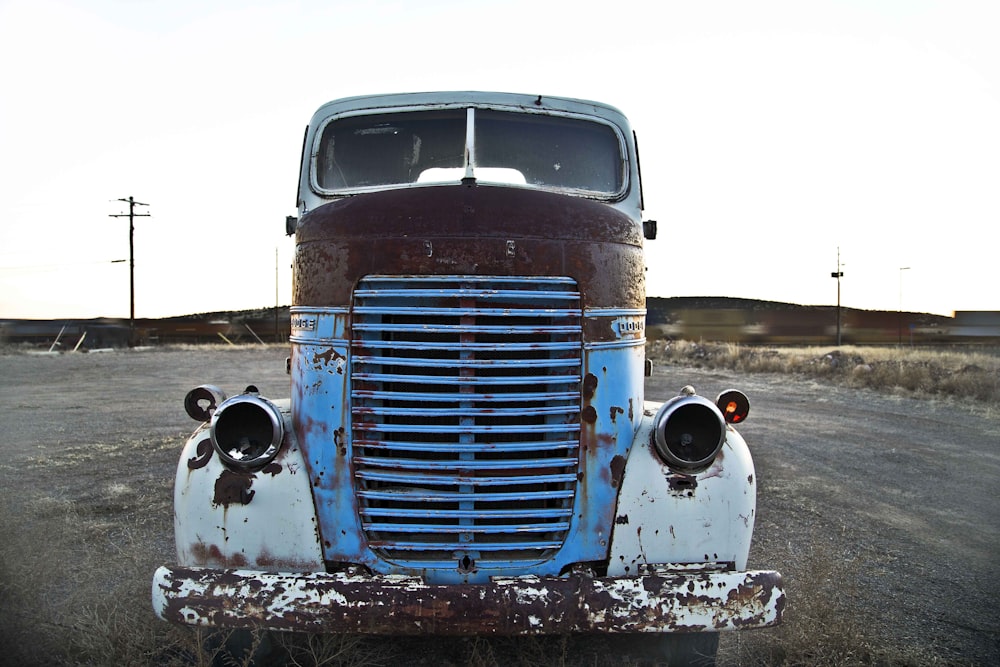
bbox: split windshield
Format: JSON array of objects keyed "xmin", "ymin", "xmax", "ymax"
[{"xmin": 315, "ymin": 107, "xmax": 624, "ymax": 197}]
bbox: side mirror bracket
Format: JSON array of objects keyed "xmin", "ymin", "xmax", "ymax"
[{"xmin": 643, "ymin": 219, "xmax": 657, "ymax": 240}]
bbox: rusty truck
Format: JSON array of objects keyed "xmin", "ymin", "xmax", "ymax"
[{"xmin": 152, "ymin": 92, "xmax": 783, "ymax": 663}]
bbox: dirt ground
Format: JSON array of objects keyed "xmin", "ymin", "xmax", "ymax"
[
  {"xmin": 0, "ymin": 346, "xmax": 997, "ymax": 665},
  {"xmin": 648, "ymin": 364, "xmax": 1000, "ymax": 664}
]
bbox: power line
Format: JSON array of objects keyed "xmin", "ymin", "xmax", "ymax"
[{"xmin": 0, "ymin": 259, "xmax": 128, "ymax": 272}]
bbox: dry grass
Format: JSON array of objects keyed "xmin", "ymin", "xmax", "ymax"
[
  {"xmin": 0, "ymin": 437, "xmax": 192, "ymax": 666},
  {"xmin": 720, "ymin": 534, "xmax": 950, "ymax": 667},
  {"xmin": 1, "ymin": 438, "xmax": 949, "ymax": 667},
  {"xmin": 3, "ymin": 342, "xmax": 994, "ymax": 665},
  {"xmin": 646, "ymin": 340, "xmax": 1000, "ymax": 406}
]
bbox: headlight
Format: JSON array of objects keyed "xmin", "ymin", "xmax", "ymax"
[
  {"xmin": 209, "ymin": 390, "xmax": 284, "ymax": 469},
  {"xmin": 184, "ymin": 384, "xmax": 228, "ymax": 422},
  {"xmin": 651, "ymin": 395, "xmax": 726, "ymax": 471}
]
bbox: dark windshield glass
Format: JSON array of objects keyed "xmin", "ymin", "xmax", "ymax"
[
  {"xmin": 315, "ymin": 107, "xmax": 624, "ymax": 196},
  {"xmin": 316, "ymin": 110, "xmax": 466, "ymax": 190},
  {"xmin": 474, "ymin": 110, "xmax": 623, "ymax": 194}
]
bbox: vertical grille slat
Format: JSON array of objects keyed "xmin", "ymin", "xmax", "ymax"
[{"xmin": 351, "ymin": 275, "xmax": 582, "ymax": 568}]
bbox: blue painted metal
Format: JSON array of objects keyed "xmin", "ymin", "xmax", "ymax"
[
  {"xmin": 350, "ymin": 276, "xmax": 587, "ymax": 580},
  {"xmin": 287, "ymin": 275, "xmax": 651, "ymax": 584}
]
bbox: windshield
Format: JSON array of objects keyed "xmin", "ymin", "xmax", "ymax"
[{"xmin": 314, "ymin": 107, "xmax": 625, "ymax": 197}]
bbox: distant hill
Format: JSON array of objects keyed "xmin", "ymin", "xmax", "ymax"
[
  {"xmin": 3, "ymin": 298, "xmax": 982, "ymax": 347},
  {"xmin": 645, "ymin": 296, "xmax": 951, "ymax": 326},
  {"xmin": 170, "ymin": 297, "xmax": 951, "ymax": 326}
]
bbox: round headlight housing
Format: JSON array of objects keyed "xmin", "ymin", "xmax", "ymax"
[
  {"xmin": 210, "ymin": 392, "xmax": 284, "ymax": 468},
  {"xmin": 652, "ymin": 395, "xmax": 726, "ymax": 471},
  {"xmin": 184, "ymin": 384, "xmax": 228, "ymax": 422}
]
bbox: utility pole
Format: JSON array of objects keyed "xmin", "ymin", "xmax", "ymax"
[
  {"xmin": 830, "ymin": 247, "xmax": 844, "ymax": 346},
  {"xmin": 110, "ymin": 196, "xmax": 150, "ymax": 346},
  {"xmin": 275, "ymin": 247, "xmax": 280, "ymax": 343},
  {"xmin": 898, "ymin": 266, "xmax": 910, "ymax": 346}
]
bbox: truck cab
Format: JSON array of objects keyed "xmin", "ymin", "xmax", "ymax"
[{"xmin": 153, "ymin": 92, "xmax": 782, "ymax": 662}]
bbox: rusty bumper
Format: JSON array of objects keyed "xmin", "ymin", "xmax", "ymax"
[{"xmin": 152, "ymin": 565, "xmax": 783, "ymax": 635}]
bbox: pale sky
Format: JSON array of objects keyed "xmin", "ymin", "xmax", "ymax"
[{"xmin": 1, "ymin": 0, "xmax": 997, "ymax": 319}]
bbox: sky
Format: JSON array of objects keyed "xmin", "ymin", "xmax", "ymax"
[{"xmin": 1, "ymin": 0, "xmax": 997, "ymax": 320}]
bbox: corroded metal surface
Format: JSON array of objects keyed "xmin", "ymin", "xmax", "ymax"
[
  {"xmin": 293, "ymin": 186, "xmax": 645, "ymax": 310},
  {"xmin": 609, "ymin": 407, "xmax": 758, "ymax": 575},
  {"xmin": 156, "ymin": 91, "xmax": 785, "ymax": 641},
  {"xmin": 173, "ymin": 401, "xmax": 326, "ymax": 572},
  {"xmin": 153, "ymin": 566, "xmax": 783, "ymax": 634}
]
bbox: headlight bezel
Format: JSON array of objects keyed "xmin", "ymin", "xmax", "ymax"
[
  {"xmin": 209, "ymin": 392, "xmax": 285, "ymax": 469},
  {"xmin": 651, "ymin": 394, "xmax": 727, "ymax": 471}
]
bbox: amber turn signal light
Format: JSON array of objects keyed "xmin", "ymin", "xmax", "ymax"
[{"xmin": 716, "ymin": 389, "xmax": 750, "ymax": 424}]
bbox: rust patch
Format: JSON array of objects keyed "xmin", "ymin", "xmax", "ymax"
[
  {"xmin": 334, "ymin": 426, "xmax": 346, "ymax": 455},
  {"xmin": 294, "ymin": 187, "xmax": 645, "ymax": 310},
  {"xmin": 189, "ymin": 541, "xmax": 210, "ymax": 564},
  {"xmin": 154, "ymin": 565, "xmax": 782, "ymax": 635},
  {"xmin": 262, "ymin": 462, "xmax": 282, "ymax": 477},
  {"xmin": 582, "ymin": 406, "xmax": 598, "ymax": 424},
  {"xmin": 609, "ymin": 405, "xmax": 624, "ymax": 423},
  {"xmin": 187, "ymin": 438, "xmax": 213, "ymax": 470},
  {"xmin": 667, "ymin": 475, "xmax": 697, "ymax": 495},
  {"xmin": 582, "ymin": 373, "xmax": 599, "ymax": 400},
  {"xmin": 213, "ymin": 470, "xmax": 256, "ymax": 507},
  {"xmin": 189, "ymin": 541, "xmax": 250, "ymax": 568},
  {"xmin": 312, "ymin": 347, "xmax": 346, "ymax": 372},
  {"xmin": 609, "ymin": 454, "xmax": 626, "ymax": 489}
]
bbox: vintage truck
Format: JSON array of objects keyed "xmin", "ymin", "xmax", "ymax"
[{"xmin": 152, "ymin": 92, "xmax": 783, "ymax": 663}]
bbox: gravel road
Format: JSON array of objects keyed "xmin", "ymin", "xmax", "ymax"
[
  {"xmin": 0, "ymin": 347, "xmax": 996, "ymax": 664},
  {"xmin": 647, "ymin": 364, "xmax": 1000, "ymax": 664}
]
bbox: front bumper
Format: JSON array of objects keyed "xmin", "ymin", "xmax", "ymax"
[{"xmin": 152, "ymin": 565, "xmax": 783, "ymax": 635}]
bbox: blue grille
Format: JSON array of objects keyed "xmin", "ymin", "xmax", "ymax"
[{"xmin": 350, "ymin": 276, "xmax": 582, "ymax": 568}]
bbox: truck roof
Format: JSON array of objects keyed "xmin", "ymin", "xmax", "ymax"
[{"xmin": 309, "ymin": 91, "xmax": 630, "ymax": 126}]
